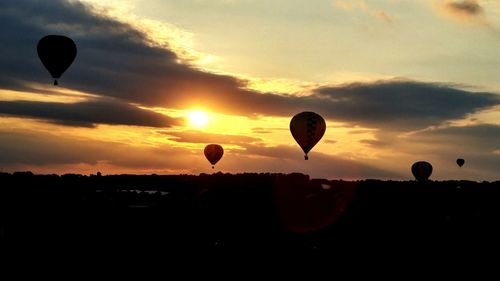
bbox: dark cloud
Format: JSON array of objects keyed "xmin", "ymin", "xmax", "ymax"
[
  {"xmin": 412, "ymin": 124, "xmax": 500, "ymax": 153},
  {"xmin": 0, "ymin": 0, "xmax": 498, "ymax": 132},
  {"xmin": 0, "ymin": 0, "xmax": 253, "ymax": 110},
  {"xmin": 438, "ymin": 1, "xmax": 492, "ymax": 26},
  {"xmin": 0, "ymin": 100, "xmax": 180, "ymax": 128},
  {"xmin": 313, "ymin": 80, "xmax": 499, "ymax": 131},
  {"xmin": 324, "ymin": 139, "xmax": 337, "ymax": 144},
  {"xmin": 0, "ymin": 0, "xmax": 305, "ymax": 120},
  {"xmin": 164, "ymin": 131, "xmax": 262, "ymax": 145},
  {"xmin": 445, "ymin": 0, "xmax": 484, "ymax": 17}
]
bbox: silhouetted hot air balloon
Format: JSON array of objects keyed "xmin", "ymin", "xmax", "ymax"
[
  {"xmin": 37, "ymin": 35, "xmax": 77, "ymax": 85},
  {"xmin": 456, "ymin": 158, "xmax": 465, "ymax": 167},
  {"xmin": 204, "ymin": 144, "xmax": 224, "ymax": 169},
  {"xmin": 411, "ymin": 161, "xmax": 433, "ymax": 181},
  {"xmin": 290, "ymin": 112, "xmax": 326, "ymax": 160}
]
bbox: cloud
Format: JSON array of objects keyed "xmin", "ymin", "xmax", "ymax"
[
  {"xmin": 0, "ymin": 128, "xmax": 399, "ymax": 179},
  {"xmin": 237, "ymin": 144, "xmax": 400, "ymax": 179},
  {"xmin": 0, "ymin": 129, "xmax": 224, "ymax": 174},
  {"xmin": 2, "ymin": 121, "xmax": 496, "ymax": 180},
  {"xmin": 411, "ymin": 123, "xmax": 500, "ymax": 153},
  {"xmin": 0, "ymin": 1, "xmax": 498, "ymax": 132},
  {"xmin": 360, "ymin": 139, "xmax": 390, "ymax": 147},
  {"xmin": 0, "ymin": 129, "xmax": 190, "ymax": 168},
  {"xmin": 0, "ymin": 99, "xmax": 180, "ymax": 128},
  {"xmin": 251, "ymin": 127, "xmax": 273, "ymax": 134},
  {"xmin": 348, "ymin": 129, "xmax": 374, "ymax": 134},
  {"xmin": 435, "ymin": 0, "xmax": 489, "ymax": 25},
  {"xmin": 372, "ymin": 123, "xmax": 500, "ymax": 180},
  {"xmin": 164, "ymin": 130, "xmax": 262, "ymax": 145},
  {"xmin": 374, "ymin": 11, "xmax": 393, "ymax": 23},
  {"xmin": 334, "ymin": 0, "xmax": 393, "ymax": 23},
  {"xmin": 0, "ymin": 0, "xmax": 498, "ymax": 180},
  {"xmin": 163, "ymin": 131, "xmax": 388, "ymax": 177},
  {"xmin": 312, "ymin": 80, "xmax": 499, "ymax": 131},
  {"xmin": 445, "ymin": 0, "xmax": 484, "ymax": 16},
  {"xmin": 0, "ymin": 0, "xmax": 302, "ymax": 120},
  {"xmin": 0, "ymin": 0, "xmax": 257, "ymax": 113}
]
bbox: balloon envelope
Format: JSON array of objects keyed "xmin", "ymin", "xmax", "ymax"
[
  {"xmin": 456, "ymin": 158, "xmax": 465, "ymax": 167},
  {"xmin": 37, "ymin": 35, "xmax": 77, "ymax": 85},
  {"xmin": 290, "ymin": 112, "xmax": 326, "ymax": 160},
  {"xmin": 204, "ymin": 144, "xmax": 224, "ymax": 168},
  {"xmin": 411, "ymin": 161, "xmax": 433, "ymax": 181}
]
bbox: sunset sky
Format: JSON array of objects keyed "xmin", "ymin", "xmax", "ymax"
[{"xmin": 0, "ymin": 0, "xmax": 499, "ymax": 180}]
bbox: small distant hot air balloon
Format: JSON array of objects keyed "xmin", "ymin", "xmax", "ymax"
[
  {"xmin": 204, "ymin": 144, "xmax": 224, "ymax": 169},
  {"xmin": 456, "ymin": 158, "xmax": 465, "ymax": 168},
  {"xmin": 411, "ymin": 161, "xmax": 433, "ymax": 182},
  {"xmin": 37, "ymin": 35, "xmax": 77, "ymax": 85},
  {"xmin": 290, "ymin": 112, "xmax": 326, "ymax": 160}
]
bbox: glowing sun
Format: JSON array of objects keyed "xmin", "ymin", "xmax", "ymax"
[{"xmin": 188, "ymin": 110, "xmax": 209, "ymax": 128}]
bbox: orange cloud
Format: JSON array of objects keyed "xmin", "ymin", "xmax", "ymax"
[{"xmin": 333, "ymin": 0, "xmax": 393, "ymax": 23}]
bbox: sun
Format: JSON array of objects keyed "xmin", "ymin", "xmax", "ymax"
[{"xmin": 188, "ymin": 110, "xmax": 209, "ymax": 128}]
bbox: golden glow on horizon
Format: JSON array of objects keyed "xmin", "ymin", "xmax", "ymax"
[{"xmin": 188, "ymin": 110, "xmax": 209, "ymax": 128}]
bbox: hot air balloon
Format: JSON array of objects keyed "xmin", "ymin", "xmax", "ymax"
[
  {"xmin": 456, "ymin": 158, "xmax": 465, "ymax": 167},
  {"xmin": 411, "ymin": 161, "xmax": 433, "ymax": 182},
  {"xmin": 37, "ymin": 35, "xmax": 77, "ymax": 85},
  {"xmin": 290, "ymin": 112, "xmax": 326, "ymax": 160},
  {"xmin": 204, "ymin": 144, "xmax": 224, "ymax": 169}
]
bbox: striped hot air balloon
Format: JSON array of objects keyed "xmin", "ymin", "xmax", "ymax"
[
  {"xmin": 290, "ymin": 112, "xmax": 326, "ymax": 160},
  {"xmin": 204, "ymin": 144, "xmax": 224, "ymax": 169}
]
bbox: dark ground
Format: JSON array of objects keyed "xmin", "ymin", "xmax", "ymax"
[{"xmin": 1, "ymin": 172, "xmax": 499, "ymax": 254}]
